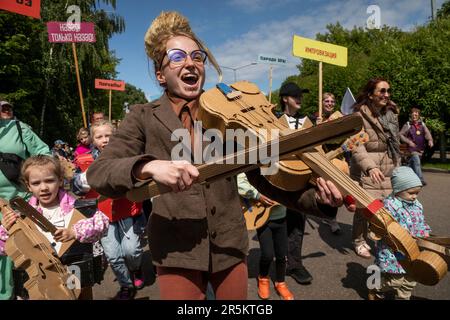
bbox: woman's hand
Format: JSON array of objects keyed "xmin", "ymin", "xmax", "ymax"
[
  {"xmin": 315, "ymin": 178, "xmax": 342, "ymax": 207},
  {"xmin": 0, "ymin": 209, "xmax": 18, "ymax": 230},
  {"xmin": 135, "ymin": 160, "xmax": 199, "ymax": 193},
  {"xmin": 315, "ymin": 178, "xmax": 356, "ymax": 211},
  {"xmin": 368, "ymin": 168, "xmax": 385, "ymax": 184},
  {"xmin": 53, "ymin": 228, "xmax": 76, "ymax": 242}
]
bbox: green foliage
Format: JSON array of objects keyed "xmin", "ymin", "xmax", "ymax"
[
  {"xmin": 280, "ymin": 5, "xmax": 450, "ymax": 143},
  {"xmin": 95, "ymin": 83, "xmax": 148, "ymax": 120},
  {"xmin": 437, "ymin": 0, "xmax": 450, "ymax": 18},
  {"xmin": 0, "ymin": 0, "xmax": 142, "ymax": 147}
]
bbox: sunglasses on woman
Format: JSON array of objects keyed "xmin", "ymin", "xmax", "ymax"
[
  {"xmin": 160, "ymin": 48, "xmax": 208, "ymax": 69},
  {"xmin": 377, "ymin": 88, "xmax": 392, "ymax": 95}
]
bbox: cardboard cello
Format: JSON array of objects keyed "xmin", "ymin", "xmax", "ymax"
[{"xmin": 0, "ymin": 198, "xmax": 79, "ymax": 300}]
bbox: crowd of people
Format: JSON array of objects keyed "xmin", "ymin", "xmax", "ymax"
[{"xmin": 0, "ymin": 10, "xmax": 438, "ymax": 301}]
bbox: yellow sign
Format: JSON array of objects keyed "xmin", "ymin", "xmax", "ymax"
[{"xmin": 292, "ymin": 35, "xmax": 348, "ymax": 67}]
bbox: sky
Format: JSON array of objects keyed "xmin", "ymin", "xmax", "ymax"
[{"xmin": 100, "ymin": 0, "xmax": 445, "ymax": 101}]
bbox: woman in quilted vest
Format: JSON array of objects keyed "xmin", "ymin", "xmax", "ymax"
[{"xmin": 350, "ymin": 78, "xmax": 401, "ymax": 258}]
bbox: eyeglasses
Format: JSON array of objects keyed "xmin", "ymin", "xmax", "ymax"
[
  {"xmin": 160, "ymin": 48, "xmax": 208, "ymax": 69},
  {"xmin": 377, "ymin": 88, "xmax": 392, "ymax": 95}
]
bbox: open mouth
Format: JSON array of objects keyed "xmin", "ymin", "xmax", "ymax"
[{"xmin": 181, "ymin": 74, "xmax": 199, "ymax": 86}]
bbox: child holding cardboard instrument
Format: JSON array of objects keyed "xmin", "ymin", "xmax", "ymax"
[
  {"xmin": 0, "ymin": 155, "xmax": 109, "ymax": 299},
  {"xmin": 370, "ymin": 166, "xmax": 430, "ymax": 300}
]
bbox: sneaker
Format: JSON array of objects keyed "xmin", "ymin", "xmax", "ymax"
[
  {"xmin": 274, "ymin": 282, "xmax": 294, "ymax": 300},
  {"xmin": 113, "ymin": 286, "xmax": 136, "ymax": 300},
  {"xmin": 288, "ymin": 265, "xmax": 313, "ymax": 285},
  {"xmin": 257, "ymin": 276, "xmax": 271, "ymax": 300},
  {"xmin": 132, "ymin": 270, "xmax": 145, "ymax": 290},
  {"xmin": 323, "ymin": 218, "xmax": 341, "ymax": 234},
  {"xmin": 355, "ymin": 242, "xmax": 371, "ymax": 259}
]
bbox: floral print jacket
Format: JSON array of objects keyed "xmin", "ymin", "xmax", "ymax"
[{"xmin": 375, "ymin": 195, "xmax": 431, "ymax": 274}]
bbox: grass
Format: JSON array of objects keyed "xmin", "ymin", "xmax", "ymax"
[{"xmin": 423, "ymin": 161, "xmax": 450, "ymax": 171}]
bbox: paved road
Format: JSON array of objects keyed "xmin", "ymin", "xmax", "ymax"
[{"xmin": 93, "ymin": 171, "xmax": 450, "ymax": 300}]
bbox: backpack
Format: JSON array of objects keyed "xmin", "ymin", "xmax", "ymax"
[
  {"xmin": 73, "ymin": 152, "xmax": 95, "ymax": 172},
  {"xmin": 0, "ymin": 121, "xmax": 28, "ymax": 183}
]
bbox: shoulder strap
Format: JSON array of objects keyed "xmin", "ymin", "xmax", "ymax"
[
  {"xmin": 15, "ymin": 120, "xmax": 23, "ymax": 143},
  {"xmin": 359, "ymin": 111, "xmax": 388, "ymax": 143},
  {"xmin": 15, "ymin": 120, "xmax": 29, "ymax": 155}
]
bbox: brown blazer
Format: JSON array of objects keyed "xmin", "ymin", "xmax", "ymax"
[{"xmin": 87, "ymin": 94, "xmax": 325, "ymax": 272}]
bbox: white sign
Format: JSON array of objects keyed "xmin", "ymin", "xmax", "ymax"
[{"xmin": 257, "ymin": 54, "xmax": 288, "ymax": 65}]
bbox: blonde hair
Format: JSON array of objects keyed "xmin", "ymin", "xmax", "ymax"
[
  {"xmin": 76, "ymin": 127, "xmax": 90, "ymax": 142},
  {"xmin": 144, "ymin": 11, "xmax": 222, "ymax": 81},
  {"xmin": 90, "ymin": 120, "xmax": 115, "ymax": 137},
  {"xmin": 21, "ymin": 155, "xmax": 63, "ymax": 184},
  {"xmin": 322, "ymin": 92, "xmax": 335, "ymax": 101}
]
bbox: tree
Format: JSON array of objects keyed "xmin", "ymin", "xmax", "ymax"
[
  {"xmin": 277, "ymin": 8, "xmax": 450, "ymax": 161},
  {"xmin": 437, "ymin": 0, "xmax": 450, "ymax": 18},
  {"xmin": 94, "ymin": 83, "xmax": 148, "ymax": 120},
  {"xmin": 0, "ymin": 0, "xmax": 139, "ymax": 147}
]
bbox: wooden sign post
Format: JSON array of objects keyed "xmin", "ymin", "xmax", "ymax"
[
  {"xmin": 257, "ymin": 54, "xmax": 288, "ymax": 103},
  {"xmin": 94, "ymin": 79, "xmax": 126, "ymax": 121},
  {"xmin": 47, "ymin": 22, "xmax": 96, "ymax": 128},
  {"xmin": 292, "ymin": 35, "xmax": 347, "ymax": 123}
]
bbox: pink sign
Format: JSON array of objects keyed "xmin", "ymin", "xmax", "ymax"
[
  {"xmin": 95, "ymin": 79, "xmax": 126, "ymax": 91},
  {"xmin": 47, "ymin": 22, "xmax": 96, "ymax": 43}
]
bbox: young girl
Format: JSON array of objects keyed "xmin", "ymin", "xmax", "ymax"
[
  {"xmin": 74, "ymin": 127, "xmax": 91, "ymax": 158},
  {"xmin": 0, "ymin": 155, "xmax": 109, "ymax": 299},
  {"xmin": 72, "ymin": 120, "xmax": 146, "ymax": 300},
  {"xmin": 370, "ymin": 166, "xmax": 430, "ymax": 300},
  {"xmin": 237, "ymin": 173, "xmax": 294, "ymax": 300}
]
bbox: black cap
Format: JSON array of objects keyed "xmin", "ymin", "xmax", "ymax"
[{"xmin": 279, "ymin": 82, "xmax": 310, "ymax": 98}]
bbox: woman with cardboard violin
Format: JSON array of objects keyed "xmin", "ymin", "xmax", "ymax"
[{"xmin": 86, "ymin": 11, "xmax": 354, "ymax": 300}]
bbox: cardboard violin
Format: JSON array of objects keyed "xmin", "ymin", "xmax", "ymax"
[{"xmin": 0, "ymin": 198, "xmax": 79, "ymax": 299}]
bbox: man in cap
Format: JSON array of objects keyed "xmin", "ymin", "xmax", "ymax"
[
  {"xmin": 278, "ymin": 82, "xmax": 310, "ymax": 129},
  {"xmin": 52, "ymin": 139, "xmax": 68, "ymax": 159},
  {"xmin": 276, "ymin": 82, "xmax": 314, "ymax": 284},
  {"xmin": 0, "ymin": 101, "xmax": 14, "ymax": 120}
]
